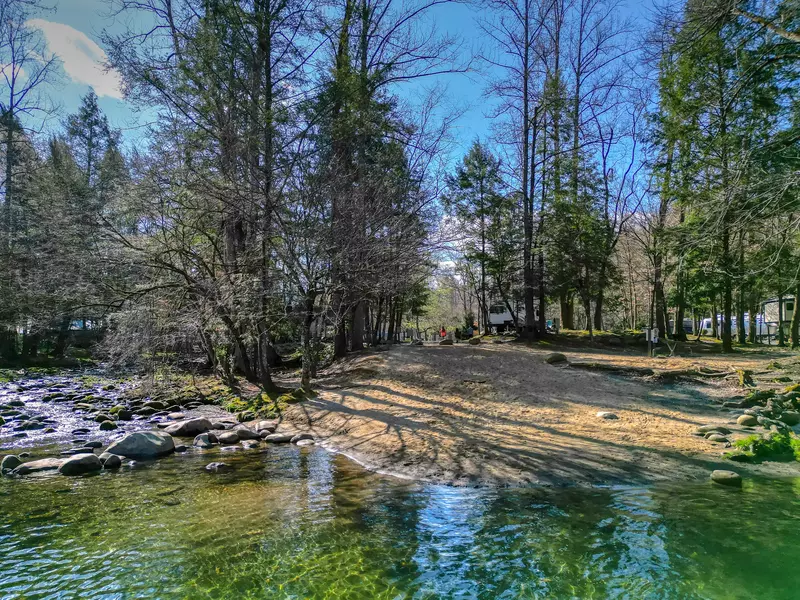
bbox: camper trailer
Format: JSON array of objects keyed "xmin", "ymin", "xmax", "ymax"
[
  {"xmin": 488, "ymin": 302, "xmax": 537, "ymax": 332},
  {"xmin": 698, "ymin": 314, "xmax": 768, "ymax": 337}
]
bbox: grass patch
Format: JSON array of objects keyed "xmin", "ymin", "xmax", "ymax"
[{"xmin": 725, "ymin": 432, "xmax": 800, "ymax": 463}]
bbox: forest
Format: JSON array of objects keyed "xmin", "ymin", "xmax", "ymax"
[{"xmin": 1, "ymin": 0, "xmax": 799, "ymax": 388}]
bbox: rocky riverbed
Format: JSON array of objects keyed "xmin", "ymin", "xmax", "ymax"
[{"xmin": 0, "ymin": 370, "xmax": 316, "ymax": 477}]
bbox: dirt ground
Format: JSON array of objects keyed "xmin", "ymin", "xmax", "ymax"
[{"xmin": 282, "ymin": 340, "xmax": 800, "ymax": 486}]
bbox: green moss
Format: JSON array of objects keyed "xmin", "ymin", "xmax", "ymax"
[{"xmin": 784, "ymin": 384, "xmax": 800, "ymax": 394}]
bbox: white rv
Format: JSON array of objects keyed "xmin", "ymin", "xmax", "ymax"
[{"xmin": 488, "ymin": 302, "xmax": 537, "ymax": 331}]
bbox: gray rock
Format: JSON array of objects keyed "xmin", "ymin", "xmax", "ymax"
[
  {"xmin": 295, "ymin": 439, "xmax": 315, "ymax": 447},
  {"xmin": 737, "ymin": 414, "xmax": 758, "ymax": 427},
  {"xmin": 102, "ymin": 454, "xmax": 122, "ymax": 469},
  {"xmin": 264, "ymin": 433, "xmax": 294, "ymax": 443},
  {"xmin": 241, "ymin": 440, "xmax": 260, "ymax": 449},
  {"xmin": 164, "ymin": 417, "xmax": 212, "ymax": 437},
  {"xmin": 544, "ymin": 352, "xmax": 567, "ymax": 365},
  {"xmin": 167, "ymin": 412, "xmax": 186, "ymax": 420},
  {"xmin": 85, "ymin": 441, "xmax": 103, "ymax": 449},
  {"xmin": 468, "ymin": 336, "xmax": 481, "ymax": 345},
  {"xmin": 696, "ymin": 424, "xmax": 732, "ymax": 434},
  {"xmin": 99, "ymin": 420, "xmax": 118, "ymax": 431},
  {"xmin": 597, "ymin": 411, "xmax": 618, "ymax": 420},
  {"xmin": 193, "ymin": 433, "xmax": 214, "ymax": 448},
  {"xmin": 59, "ymin": 453, "xmax": 102, "ymax": 475},
  {"xmin": 291, "ymin": 433, "xmax": 313, "ymax": 443},
  {"xmin": 1, "ymin": 455, "xmax": 22, "ymax": 472},
  {"xmin": 94, "ymin": 413, "xmax": 113, "ymax": 423},
  {"xmin": 205, "ymin": 462, "xmax": 231, "ymax": 473},
  {"xmin": 233, "ymin": 426, "xmax": 260, "ymax": 441},
  {"xmin": 438, "ymin": 339, "xmax": 453, "ymax": 346},
  {"xmin": 710, "ymin": 470, "xmax": 742, "ymax": 487},
  {"xmin": 217, "ymin": 431, "xmax": 240, "ymax": 445},
  {"xmin": 707, "ymin": 433, "xmax": 730, "ymax": 443},
  {"xmin": 117, "ymin": 410, "xmax": 133, "ymax": 421},
  {"xmin": 210, "ymin": 422, "xmax": 230, "ymax": 430},
  {"xmin": 174, "ymin": 445, "xmax": 187, "ymax": 453},
  {"xmin": 13, "ymin": 457, "xmax": 64, "ymax": 475},
  {"xmin": 780, "ymin": 411, "xmax": 800, "ymax": 426},
  {"xmin": 254, "ymin": 420, "xmax": 277, "ymax": 433},
  {"xmin": 106, "ymin": 431, "xmax": 175, "ymax": 459}
]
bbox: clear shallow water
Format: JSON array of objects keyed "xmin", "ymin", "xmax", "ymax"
[{"xmin": 1, "ymin": 443, "xmax": 799, "ymax": 600}]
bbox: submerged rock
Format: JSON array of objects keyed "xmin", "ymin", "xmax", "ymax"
[
  {"xmin": 711, "ymin": 470, "xmax": 742, "ymax": 487},
  {"xmin": 205, "ymin": 462, "xmax": 231, "ymax": 473},
  {"xmin": 58, "ymin": 453, "xmax": 102, "ymax": 476},
  {"xmin": 106, "ymin": 431, "xmax": 175, "ymax": 459},
  {"xmin": 164, "ymin": 418, "xmax": 212, "ymax": 437}
]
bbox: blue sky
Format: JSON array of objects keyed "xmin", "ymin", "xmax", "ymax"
[{"xmin": 29, "ymin": 0, "xmax": 653, "ymax": 155}]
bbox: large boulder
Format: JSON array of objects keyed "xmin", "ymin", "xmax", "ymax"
[
  {"xmin": 254, "ymin": 420, "xmax": 277, "ymax": 433},
  {"xmin": 779, "ymin": 411, "xmax": 800, "ymax": 426},
  {"xmin": 12, "ymin": 457, "xmax": 64, "ymax": 475},
  {"xmin": 58, "ymin": 453, "xmax": 102, "ymax": 476},
  {"xmin": 106, "ymin": 431, "xmax": 175, "ymax": 459},
  {"xmin": 164, "ymin": 417, "xmax": 212, "ymax": 437}
]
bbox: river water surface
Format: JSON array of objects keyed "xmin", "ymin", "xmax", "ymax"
[{"xmin": 1, "ymin": 375, "xmax": 799, "ymax": 599}]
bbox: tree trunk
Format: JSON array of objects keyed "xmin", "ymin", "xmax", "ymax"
[
  {"xmin": 791, "ymin": 283, "xmax": 800, "ymax": 348},
  {"xmin": 350, "ymin": 301, "xmax": 364, "ymax": 351}
]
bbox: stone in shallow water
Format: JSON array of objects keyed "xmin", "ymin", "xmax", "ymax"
[
  {"xmin": 106, "ymin": 431, "xmax": 175, "ymax": 459},
  {"xmin": 710, "ymin": 470, "xmax": 742, "ymax": 487},
  {"xmin": 264, "ymin": 433, "xmax": 293, "ymax": 443},
  {"xmin": 205, "ymin": 462, "xmax": 231, "ymax": 472},
  {"xmin": 193, "ymin": 433, "xmax": 214, "ymax": 449},
  {"xmin": 217, "ymin": 431, "xmax": 240, "ymax": 445},
  {"xmin": 58, "ymin": 453, "xmax": 102, "ymax": 476},
  {"xmin": 99, "ymin": 421, "xmax": 118, "ymax": 431},
  {"xmin": 241, "ymin": 440, "xmax": 260, "ymax": 449},
  {"xmin": 291, "ymin": 433, "xmax": 313, "ymax": 443},
  {"xmin": 295, "ymin": 439, "xmax": 315, "ymax": 447},
  {"xmin": 1, "ymin": 455, "xmax": 22, "ymax": 472},
  {"xmin": 103, "ymin": 454, "xmax": 122, "ymax": 469},
  {"xmin": 12, "ymin": 458, "xmax": 63, "ymax": 475}
]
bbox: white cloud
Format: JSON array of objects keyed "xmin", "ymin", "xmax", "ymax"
[{"xmin": 26, "ymin": 19, "xmax": 123, "ymax": 99}]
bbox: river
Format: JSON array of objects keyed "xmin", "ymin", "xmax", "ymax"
[{"xmin": 1, "ymin": 373, "xmax": 798, "ymax": 599}]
